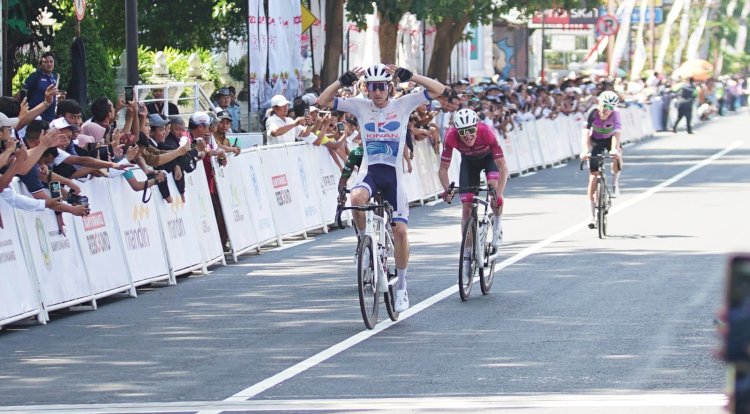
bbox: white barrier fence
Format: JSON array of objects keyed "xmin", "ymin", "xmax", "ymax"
[{"xmin": 0, "ymin": 105, "xmax": 655, "ymax": 329}]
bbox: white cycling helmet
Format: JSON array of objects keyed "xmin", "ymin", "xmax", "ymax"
[
  {"xmin": 454, "ymin": 108, "xmax": 479, "ymax": 129},
  {"xmin": 598, "ymin": 91, "xmax": 619, "ymax": 107},
  {"xmin": 364, "ymin": 63, "xmax": 392, "ymax": 82}
]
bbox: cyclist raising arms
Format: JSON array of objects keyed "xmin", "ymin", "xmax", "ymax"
[
  {"xmin": 318, "ymin": 63, "xmax": 446, "ymax": 312},
  {"xmin": 438, "ymin": 109, "xmax": 508, "ymax": 273},
  {"xmin": 582, "ymin": 91, "xmax": 622, "ymax": 229}
]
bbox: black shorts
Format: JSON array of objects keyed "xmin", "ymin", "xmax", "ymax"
[
  {"xmin": 590, "ymin": 138, "xmax": 615, "ymax": 172},
  {"xmin": 459, "ymin": 153, "xmax": 499, "ymax": 201}
]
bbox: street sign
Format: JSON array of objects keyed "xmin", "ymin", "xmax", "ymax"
[
  {"xmin": 300, "ymin": 3, "xmax": 317, "ymax": 33},
  {"xmin": 74, "ymin": 0, "xmax": 86, "ymax": 21},
  {"xmin": 596, "ymin": 14, "xmax": 619, "ymax": 36}
]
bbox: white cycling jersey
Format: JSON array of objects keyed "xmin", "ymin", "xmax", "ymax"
[{"xmin": 334, "ymin": 89, "xmax": 431, "ymax": 170}]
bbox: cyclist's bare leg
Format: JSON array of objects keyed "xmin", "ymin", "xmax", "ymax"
[
  {"xmin": 611, "ymin": 151, "xmax": 622, "ymax": 190},
  {"xmin": 587, "ymin": 172, "xmax": 598, "ymax": 219},
  {"xmin": 392, "ymin": 221, "xmax": 410, "ymax": 289},
  {"xmin": 350, "ymin": 187, "xmax": 370, "ymax": 239},
  {"xmin": 487, "ymin": 178, "xmax": 503, "ymax": 218}
]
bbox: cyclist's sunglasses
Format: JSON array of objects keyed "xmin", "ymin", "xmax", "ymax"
[
  {"xmin": 367, "ymin": 82, "xmax": 389, "ymax": 92},
  {"xmin": 458, "ymin": 126, "xmax": 477, "ymax": 137},
  {"xmin": 602, "ymin": 104, "xmax": 614, "ymax": 110}
]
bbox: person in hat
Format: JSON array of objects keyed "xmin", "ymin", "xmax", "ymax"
[
  {"xmin": 317, "ymin": 63, "xmax": 446, "ymax": 313},
  {"xmin": 265, "ymin": 94, "xmax": 312, "ymax": 145},
  {"xmin": 146, "ymin": 87, "xmax": 179, "ymax": 116},
  {"xmin": 213, "ymin": 87, "xmax": 241, "ymax": 131},
  {"xmin": 213, "ymin": 110, "xmax": 241, "ymax": 156}
]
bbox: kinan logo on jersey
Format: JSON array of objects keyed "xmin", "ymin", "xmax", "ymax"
[{"xmin": 364, "ymin": 121, "xmax": 400, "ymax": 134}]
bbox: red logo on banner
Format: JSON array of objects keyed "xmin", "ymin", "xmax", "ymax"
[
  {"xmin": 272, "ymin": 175, "xmax": 288, "ymax": 189},
  {"xmin": 83, "ymin": 212, "xmax": 106, "ymax": 231}
]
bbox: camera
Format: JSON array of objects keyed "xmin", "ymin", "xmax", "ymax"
[{"xmin": 67, "ymin": 191, "xmax": 88, "ymax": 207}]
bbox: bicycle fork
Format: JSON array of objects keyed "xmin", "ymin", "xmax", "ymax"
[{"xmin": 366, "ymin": 213, "xmax": 390, "ymax": 293}]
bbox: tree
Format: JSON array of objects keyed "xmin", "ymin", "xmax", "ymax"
[
  {"xmin": 86, "ymin": 0, "xmax": 248, "ymax": 56},
  {"xmin": 347, "ymin": 0, "xmax": 414, "ymax": 65},
  {"xmin": 412, "ymin": 0, "xmax": 582, "ymax": 82},
  {"xmin": 2, "ymin": 0, "xmax": 62, "ymax": 94},
  {"xmin": 321, "ymin": 0, "xmax": 346, "ymax": 88}
]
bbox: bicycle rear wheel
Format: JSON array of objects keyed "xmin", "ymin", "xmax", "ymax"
[
  {"xmin": 458, "ymin": 217, "xmax": 477, "ymax": 301},
  {"xmin": 480, "ymin": 216, "xmax": 496, "ymax": 295},
  {"xmin": 357, "ymin": 236, "xmax": 379, "ymax": 329},
  {"xmin": 596, "ymin": 177, "xmax": 607, "ymax": 239}
]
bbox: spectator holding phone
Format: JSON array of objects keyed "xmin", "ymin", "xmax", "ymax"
[{"xmin": 21, "ymin": 52, "xmax": 59, "ymax": 122}]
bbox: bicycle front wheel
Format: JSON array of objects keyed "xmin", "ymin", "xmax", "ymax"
[
  {"xmin": 458, "ymin": 217, "xmax": 476, "ymax": 301},
  {"xmin": 357, "ymin": 236, "xmax": 379, "ymax": 329},
  {"xmin": 596, "ymin": 178, "xmax": 606, "ymax": 239},
  {"xmin": 480, "ymin": 216, "xmax": 496, "ymax": 295}
]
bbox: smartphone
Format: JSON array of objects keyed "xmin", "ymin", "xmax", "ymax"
[
  {"xmin": 304, "ymin": 108, "xmax": 310, "ymax": 117},
  {"xmin": 49, "ymin": 181, "xmax": 62, "ymax": 199},
  {"xmin": 124, "ymin": 85, "xmax": 134, "ymax": 103},
  {"xmin": 727, "ymin": 254, "xmax": 750, "ymax": 363},
  {"xmin": 18, "ymin": 89, "xmax": 28, "ymax": 101},
  {"xmin": 337, "ymin": 122, "xmax": 345, "ymax": 133},
  {"xmin": 97, "ymin": 145, "xmax": 109, "ymax": 161}
]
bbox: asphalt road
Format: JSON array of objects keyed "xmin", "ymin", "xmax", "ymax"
[{"xmin": 2, "ymin": 111, "xmax": 749, "ymax": 414}]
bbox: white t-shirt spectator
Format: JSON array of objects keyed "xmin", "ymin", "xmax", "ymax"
[{"xmin": 265, "ymin": 113, "xmax": 303, "ymax": 145}]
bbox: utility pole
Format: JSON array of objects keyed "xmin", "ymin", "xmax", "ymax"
[{"xmin": 125, "ymin": 0, "xmax": 139, "ymax": 86}]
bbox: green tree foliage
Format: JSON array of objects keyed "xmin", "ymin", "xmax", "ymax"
[
  {"xmin": 2, "ymin": 0, "xmax": 62, "ymax": 93},
  {"xmin": 87, "ymin": 0, "xmax": 248, "ymax": 55}
]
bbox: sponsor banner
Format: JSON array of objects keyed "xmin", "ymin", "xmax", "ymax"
[
  {"xmin": 15, "ymin": 202, "xmax": 92, "ymax": 309},
  {"xmin": 156, "ymin": 173, "xmax": 203, "ymax": 275},
  {"xmin": 310, "ymin": 145, "xmax": 342, "ymax": 224},
  {"xmin": 185, "ymin": 162, "xmax": 224, "ymax": 266},
  {"xmin": 109, "ymin": 169, "xmax": 170, "ymax": 284},
  {"xmin": 498, "ymin": 129, "xmax": 521, "ymax": 175},
  {"xmin": 285, "ymin": 144, "xmax": 324, "ymax": 231},
  {"xmin": 241, "ymin": 149, "xmax": 278, "ymax": 245},
  {"xmin": 73, "ymin": 179, "xmax": 131, "ymax": 296},
  {"xmin": 258, "ymin": 145, "xmax": 306, "ymax": 237},
  {"xmin": 0, "ymin": 196, "xmax": 40, "ymax": 326},
  {"xmin": 213, "ymin": 153, "xmax": 259, "ymax": 254}
]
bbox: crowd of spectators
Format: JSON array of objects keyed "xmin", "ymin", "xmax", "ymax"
[
  {"xmin": 261, "ymin": 70, "xmax": 750, "ymax": 176},
  {"xmin": 0, "ymin": 52, "xmax": 243, "ymax": 251}
]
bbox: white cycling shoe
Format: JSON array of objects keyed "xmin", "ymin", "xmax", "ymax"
[{"xmin": 394, "ymin": 287, "xmax": 409, "ymax": 312}]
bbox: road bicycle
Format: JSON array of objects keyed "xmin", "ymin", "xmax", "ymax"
[
  {"xmin": 336, "ymin": 190, "xmax": 399, "ymax": 329},
  {"xmin": 581, "ymin": 153, "xmax": 617, "ymax": 239},
  {"xmin": 445, "ymin": 183, "xmax": 499, "ymax": 301}
]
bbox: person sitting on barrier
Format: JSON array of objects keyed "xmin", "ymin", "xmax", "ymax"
[{"xmin": 439, "ymin": 108, "xmax": 508, "ymax": 258}]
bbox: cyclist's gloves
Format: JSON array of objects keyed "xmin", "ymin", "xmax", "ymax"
[
  {"xmin": 395, "ymin": 67, "xmax": 413, "ymax": 82},
  {"xmin": 339, "ymin": 71, "xmax": 358, "ymax": 87}
]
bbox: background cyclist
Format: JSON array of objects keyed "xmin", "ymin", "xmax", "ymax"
[
  {"xmin": 438, "ymin": 108, "xmax": 508, "ymax": 275},
  {"xmin": 581, "ymin": 91, "xmax": 622, "ymax": 229},
  {"xmin": 318, "ymin": 63, "xmax": 446, "ymax": 313}
]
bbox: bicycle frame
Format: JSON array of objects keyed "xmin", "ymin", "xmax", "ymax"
[{"xmin": 362, "ymin": 206, "xmax": 395, "ymax": 292}]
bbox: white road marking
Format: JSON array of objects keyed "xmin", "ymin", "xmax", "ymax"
[
  {"xmin": 208, "ymin": 141, "xmax": 742, "ymax": 405},
  {"xmin": 1, "ymin": 393, "xmax": 726, "ymax": 413}
]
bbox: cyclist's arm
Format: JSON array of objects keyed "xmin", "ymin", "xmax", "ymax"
[
  {"xmin": 410, "ymin": 73, "xmax": 445, "ymax": 99},
  {"xmin": 317, "ymin": 80, "xmax": 339, "ymax": 109},
  {"xmin": 438, "ymin": 160, "xmax": 451, "ymax": 191},
  {"xmin": 493, "ymin": 156, "xmax": 509, "ymax": 197}
]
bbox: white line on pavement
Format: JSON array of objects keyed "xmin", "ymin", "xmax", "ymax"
[
  {"xmin": 2, "ymin": 393, "xmax": 726, "ymax": 413},
  {"xmin": 209, "ymin": 141, "xmax": 742, "ymax": 406}
]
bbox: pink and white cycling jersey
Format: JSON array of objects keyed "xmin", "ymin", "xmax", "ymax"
[{"xmin": 441, "ymin": 122, "xmax": 504, "ymax": 162}]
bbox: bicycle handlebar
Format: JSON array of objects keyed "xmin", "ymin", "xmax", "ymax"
[{"xmin": 334, "ymin": 188, "xmax": 394, "ymax": 229}]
